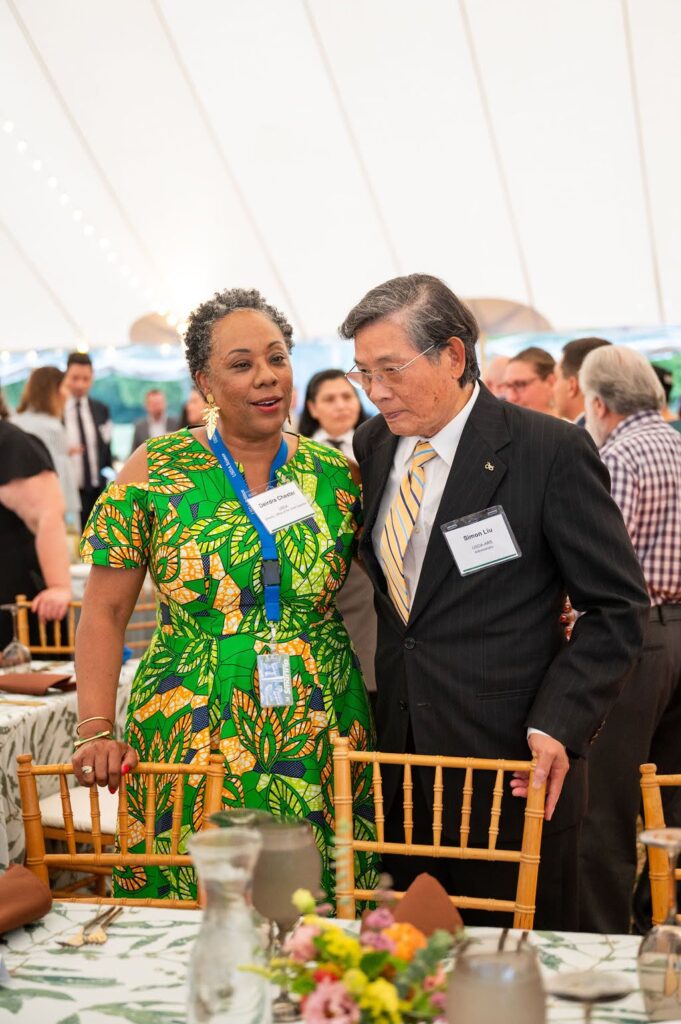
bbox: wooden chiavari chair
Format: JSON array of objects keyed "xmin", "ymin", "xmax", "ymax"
[
  {"xmin": 640, "ymin": 763, "xmax": 681, "ymax": 925},
  {"xmin": 332, "ymin": 737, "xmax": 546, "ymax": 928},
  {"xmin": 15, "ymin": 590, "xmax": 158, "ymax": 656},
  {"xmin": 17, "ymin": 753, "xmax": 225, "ymax": 907}
]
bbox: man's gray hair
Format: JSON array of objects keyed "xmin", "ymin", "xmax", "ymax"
[
  {"xmin": 339, "ymin": 273, "xmax": 480, "ymax": 387},
  {"xmin": 184, "ymin": 287, "xmax": 294, "ymax": 383},
  {"xmin": 579, "ymin": 345, "xmax": 665, "ymax": 415}
]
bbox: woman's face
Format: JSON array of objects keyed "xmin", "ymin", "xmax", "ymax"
[
  {"xmin": 184, "ymin": 388, "xmax": 206, "ymax": 427},
  {"xmin": 197, "ymin": 309, "xmax": 293, "ymax": 441},
  {"xmin": 308, "ymin": 377, "xmax": 362, "ymax": 438}
]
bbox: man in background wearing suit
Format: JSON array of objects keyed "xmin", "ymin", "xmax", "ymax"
[
  {"xmin": 131, "ymin": 388, "xmax": 180, "ymax": 449},
  {"xmin": 552, "ymin": 336, "xmax": 611, "ymax": 426},
  {"xmin": 340, "ymin": 274, "xmax": 649, "ymax": 929},
  {"xmin": 63, "ymin": 352, "xmax": 113, "ymax": 530}
]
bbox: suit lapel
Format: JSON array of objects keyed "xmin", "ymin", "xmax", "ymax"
[{"xmin": 408, "ymin": 386, "xmax": 511, "ymax": 625}]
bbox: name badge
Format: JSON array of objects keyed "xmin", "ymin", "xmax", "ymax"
[
  {"xmin": 441, "ymin": 505, "xmax": 521, "ymax": 576},
  {"xmin": 248, "ymin": 481, "xmax": 316, "ymax": 533},
  {"xmin": 257, "ymin": 652, "xmax": 293, "ymax": 707}
]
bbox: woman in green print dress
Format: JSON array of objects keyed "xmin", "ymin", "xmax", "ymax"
[{"xmin": 72, "ymin": 288, "xmax": 378, "ymax": 905}]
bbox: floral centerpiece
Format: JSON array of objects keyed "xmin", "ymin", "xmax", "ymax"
[{"xmin": 259, "ymin": 889, "xmax": 454, "ymax": 1023}]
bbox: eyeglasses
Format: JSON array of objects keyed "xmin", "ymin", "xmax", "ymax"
[
  {"xmin": 346, "ymin": 344, "xmax": 436, "ymax": 391},
  {"xmin": 503, "ymin": 376, "xmax": 539, "ymax": 393}
]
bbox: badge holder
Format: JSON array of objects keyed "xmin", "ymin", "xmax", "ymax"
[
  {"xmin": 441, "ymin": 504, "xmax": 522, "ymax": 577},
  {"xmin": 258, "ymin": 623, "xmax": 293, "ymax": 707}
]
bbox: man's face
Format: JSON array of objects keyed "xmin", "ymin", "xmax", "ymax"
[
  {"xmin": 64, "ymin": 363, "xmax": 93, "ymax": 399},
  {"xmin": 584, "ymin": 393, "xmax": 610, "ymax": 447},
  {"xmin": 552, "ymin": 360, "xmax": 578, "ymax": 419},
  {"xmin": 146, "ymin": 392, "xmax": 166, "ymax": 420},
  {"xmin": 353, "ymin": 316, "xmax": 466, "ymax": 437},
  {"xmin": 503, "ymin": 359, "xmax": 554, "ymax": 412}
]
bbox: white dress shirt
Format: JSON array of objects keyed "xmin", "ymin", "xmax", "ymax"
[
  {"xmin": 312, "ymin": 428, "xmax": 355, "ymax": 461},
  {"xmin": 373, "ymin": 382, "xmax": 480, "ymax": 608},
  {"xmin": 64, "ymin": 397, "xmax": 99, "ymax": 489}
]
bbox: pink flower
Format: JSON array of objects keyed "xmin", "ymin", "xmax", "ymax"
[
  {"xmin": 423, "ymin": 965, "xmax": 446, "ymax": 991},
  {"xmin": 362, "ymin": 908, "xmax": 394, "ymax": 931},
  {"xmin": 430, "ymin": 991, "xmax": 447, "ymax": 1012},
  {"xmin": 360, "ymin": 931, "xmax": 397, "ymax": 954},
  {"xmin": 284, "ymin": 923, "xmax": 321, "ymax": 962},
  {"xmin": 301, "ymin": 978, "xmax": 360, "ymax": 1024}
]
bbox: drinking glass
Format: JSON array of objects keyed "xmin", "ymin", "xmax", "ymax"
[
  {"xmin": 0, "ymin": 603, "xmax": 31, "ymax": 672},
  {"xmin": 548, "ymin": 971, "xmax": 633, "ymax": 1023},
  {"xmin": 252, "ymin": 819, "xmax": 322, "ymax": 1023},
  {"xmin": 637, "ymin": 827, "xmax": 681, "ymax": 1021},
  {"xmin": 446, "ymin": 942, "xmax": 546, "ymax": 1024}
]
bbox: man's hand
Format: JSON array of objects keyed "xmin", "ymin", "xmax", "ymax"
[{"xmin": 510, "ymin": 732, "xmax": 570, "ymax": 821}]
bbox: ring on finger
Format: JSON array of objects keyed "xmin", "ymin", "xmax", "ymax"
[{"xmin": 81, "ymin": 765, "xmax": 94, "ymax": 775}]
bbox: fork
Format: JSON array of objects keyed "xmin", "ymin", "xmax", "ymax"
[
  {"xmin": 57, "ymin": 906, "xmax": 122, "ymax": 947},
  {"xmin": 84, "ymin": 906, "xmax": 123, "ymax": 944}
]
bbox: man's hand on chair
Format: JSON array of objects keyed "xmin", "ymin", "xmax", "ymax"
[{"xmin": 510, "ymin": 732, "xmax": 570, "ymax": 821}]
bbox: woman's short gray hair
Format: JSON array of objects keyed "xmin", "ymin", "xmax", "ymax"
[
  {"xmin": 184, "ymin": 287, "xmax": 294, "ymax": 383},
  {"xmin": 339, "ymin": 273, "xmax": 480, "ymax": 387},
  {"xmin": 579, "ymin": 345, "xmax": 665, "ymax": 415}
]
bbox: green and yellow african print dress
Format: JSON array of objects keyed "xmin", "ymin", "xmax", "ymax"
[{"xmin": 80, "ymin": 430, "xmax": 378, "ymax": 904}]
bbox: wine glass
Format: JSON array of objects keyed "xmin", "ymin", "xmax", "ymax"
[
  {"xmin": 0, "ymin": 603, "xmax": 31, "ymax": 673},
  {"xmin": 637, "ymin": 827, "xmax": 681, "ymax": 1021},
  {"xmin": 446, "ymin": 942, "xmax": 546, "ymax": 1024},
  {"xmin": 251, "ymin": 819, "xmax": 322, "ymax": 1022},
  {"xmin": 547, "ymin": 970, "xmax": 634, "ymax": 1023}
]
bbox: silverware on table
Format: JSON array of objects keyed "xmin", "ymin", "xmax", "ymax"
[{"xmin": 57, "ymin": 906, "xmax": 123, "ymax": 947}]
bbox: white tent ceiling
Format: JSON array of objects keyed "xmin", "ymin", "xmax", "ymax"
[{"xmin": 1, "ymin": 0, "xmax": 680, "ymax": 352}]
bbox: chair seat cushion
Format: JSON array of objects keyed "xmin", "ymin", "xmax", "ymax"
[{"xmin": 39, "ymin": 785, "xmax": 118, "ymax": 834}]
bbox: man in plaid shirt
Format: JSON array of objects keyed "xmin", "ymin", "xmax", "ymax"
[{"xmin": 578, "ymin": 345, "xmax": 681, "ymax": 933}]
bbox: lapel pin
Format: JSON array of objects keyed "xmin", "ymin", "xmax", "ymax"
[{"xmin": 484, "ymin": 461, "xmax": 495, "ymax": 471}]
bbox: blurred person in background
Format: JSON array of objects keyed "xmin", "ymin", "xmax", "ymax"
[
  {"xmin": 652, "ymin": 363, "xmax": 681, "ymax": 433},
  {"xmin": 503, "ymin": 346, "xmax": 558, "ymax": 416},
  {"xmin": 131, "ymin": 388, "xmax": 180, "ymax": 447},
  {"xmin": 579, "ymin": 345, "xmax": 680, "ymax": 934},
  {"xmin": 63, "ymin": 352, "xmax": 113, "ymax": 530},
  {"xmin": 11, "ymin": 365, "xmax": 80, "ymax": 529},
  {"xmin": 482, "ymin": 354, "xmax": 510, "ymax": 398},
  {"xmin": 299, "ymin": 369, "xmax": 376, "ymax": 698},
  {"xmin": 179, "ymin": 387, "xmax": 207, "ymax": 428},
  {"xmin": 552, "ymin": 337, "xmax": 612, "ymax": 426},
  {"xmin": 0, "ymin": 390, "xmax": 71, "ymax": 648}
]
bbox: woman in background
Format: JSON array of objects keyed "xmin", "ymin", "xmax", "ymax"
[
  {"xmin": 299, "ymin": 369, "xmax": 376, "ymax": 699},
  {"xmin": 12, "ymin": 366, "xmax": 80, "ymax": 528}
]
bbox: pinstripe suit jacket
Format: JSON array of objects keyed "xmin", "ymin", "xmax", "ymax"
[{"xmin": 354, "ymin": 383, "xmax": 649, "ymax": 837}]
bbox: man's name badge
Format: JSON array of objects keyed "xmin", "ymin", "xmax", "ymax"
[
  {"xmin": 257, "ymin": 651, "xmax": 293, "ymax": 707},
  {"xmin": 248, "ymin": 481, "xmax": 315, "ymax": 534},
  {"xmin": 441, "ymin": 505, "xmax": 521, "ymax": 577}
]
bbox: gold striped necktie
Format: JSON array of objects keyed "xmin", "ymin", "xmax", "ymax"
[{"xmin": 379, "ymin": 439, "xmax": 437, "ymax": 623}]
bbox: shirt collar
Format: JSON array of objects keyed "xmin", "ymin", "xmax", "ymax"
[
  {"xmin": 395, "ymin": 380, "xmax": 480, "ymax": 469},
  {"xmin": 600, "ymin": 409, "xmax": 665, "ymax": 453}
]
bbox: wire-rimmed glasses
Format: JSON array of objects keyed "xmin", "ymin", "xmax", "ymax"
[
  {"xmin": 346, "ymin": 343, "xmax": 436, "ymax": 391},
  {"xmin": 0, "ymin": 603, "xmax": 31, "ymax": 672}
]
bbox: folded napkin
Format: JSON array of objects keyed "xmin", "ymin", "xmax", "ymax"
[
  {"xmin": 0, "ymin": 672, "xmax": 74, "ymax": 695},
  {"xmin": 0, "ymin": 864, "xmax": 52, "ymax": 934},
  {"xmin": 392, "ymin": 872, "xmax": 464, "ymax": 935}
]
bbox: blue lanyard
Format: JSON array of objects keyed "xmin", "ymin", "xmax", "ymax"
[{"xmin": 207, "ymin": 430, "xmax": 288, "ymax": 623}]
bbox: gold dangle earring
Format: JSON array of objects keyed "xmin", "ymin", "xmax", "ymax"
[{"xmin": 203, "ymin": 392, "xmax": 220, "ymax": 439}]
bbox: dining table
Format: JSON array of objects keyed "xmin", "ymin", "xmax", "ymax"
[
  {"xmin": 0, "ymin": 901, "xmax": 656, "ymax": 1023},
  {"xmin": 0, "ymin": 659, "xmax": 138, "ymax": 872}
]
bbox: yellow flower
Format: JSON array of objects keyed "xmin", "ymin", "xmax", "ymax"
[
  {"xmin": 382, "ymin": 922, "xmax": 427, "ymax": 962},
  {"xmin": 317, "ymin": 928, "xmax": 362, "ymax": 968},
  {"xmin": 359, "ymin": 977, "xmax": 401, "ymax": 1023},
  {"xmin": 342, "ymin": 968, "xmax": 369, "ymax": 997},
  {"xmin": 292, "ymin": 888, "xmax": 317, "ymax": 914}
]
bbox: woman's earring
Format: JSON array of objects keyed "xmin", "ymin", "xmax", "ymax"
[{"xmin": 203, "ymin": 393, "xmax": 220, "ymax": 439}]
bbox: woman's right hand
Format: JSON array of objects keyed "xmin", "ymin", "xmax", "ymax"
[{"xmin": 72, "ymin": 738, "xmax": 139, "ymax": 792}]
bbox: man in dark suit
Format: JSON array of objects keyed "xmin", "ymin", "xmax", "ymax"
[
  {"xmin": 552, "ymin": 336, "xmax": 611, "ymax": 426},
  {"xmin": 340, "ymin": 274, "xmax": 649, "ymax": 929},
  {"xmin": 63, "ymin": 352, "xmax": 113, "ymax": 530},
  {"xmin": 131, "ymin": 388, "xmax": 180, "ymax": 450}
]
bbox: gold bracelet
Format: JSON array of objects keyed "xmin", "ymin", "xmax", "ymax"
[
  {"xmin": 76, "ymin": 715, "xmax": 114, "ymax": 737},
  {"xmin": 73, "ymin": 730, "xmax": 113, "ymax": 750}
]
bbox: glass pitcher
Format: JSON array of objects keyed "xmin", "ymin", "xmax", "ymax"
[
  {"xmin": 187, "ymin": 827, "xmax": 271, "ymax": 1024},
  {"xmin": 447, "ymin": 940, "xmax": 546, "ymax": 1024}
]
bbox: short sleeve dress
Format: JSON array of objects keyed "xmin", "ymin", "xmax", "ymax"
[{"xmin": 80, "ymin": 430, "xmax": 378, "ymax": 903}]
